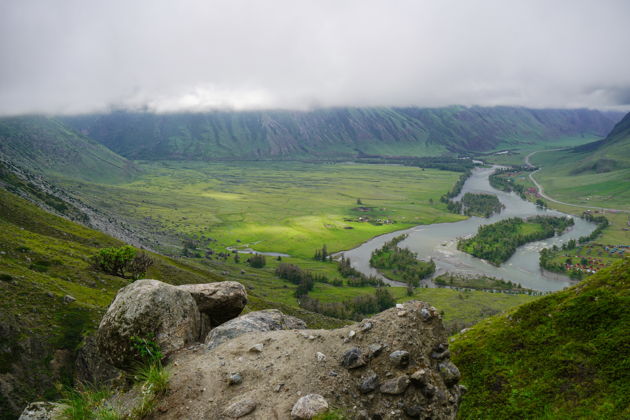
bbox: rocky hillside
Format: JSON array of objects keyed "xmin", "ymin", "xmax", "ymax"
[
  {"xmin": 60, "ymin": 107, "xmax": 621, "ymax": 160},
  {"xmin": 21, "ymin": 280, "xmax": 463, "ymax": 419},
  {"xmin": 451, "ymin": 258, "xmax": 630, "ymax": 419},
  {"xmin": 0, "ymin": 188, "xmax": 343, "ymax": 419}
]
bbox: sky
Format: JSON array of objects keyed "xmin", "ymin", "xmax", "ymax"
[{"xmin": 1, "ymin": 0, "xmax": 629, "ymax": 115}]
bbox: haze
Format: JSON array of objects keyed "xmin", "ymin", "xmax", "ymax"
[{"xmin": 1, "ymin": 0, "xmax": 630, "ymax": 115}]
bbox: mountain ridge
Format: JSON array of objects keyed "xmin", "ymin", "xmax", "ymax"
[{"xmin": 60, "ymin": 106, "xmax": 622, "ymax": 160}]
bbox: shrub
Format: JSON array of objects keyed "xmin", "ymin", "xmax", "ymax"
[
  {"xmin": 247, "ymin": 254, "xmax": 266, "ymax": 268},
  {"xmin": 90, "ymin": 246, "xmax": 153, "ymax": 279}
]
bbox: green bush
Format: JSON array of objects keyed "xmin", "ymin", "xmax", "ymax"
[
  {"xmin": 90, "ymin": 246, "xmax": 153, "ymax": 279},
  {"xmin": 248, "ymin": 254, "xmax": 266, "ymax": 268}
]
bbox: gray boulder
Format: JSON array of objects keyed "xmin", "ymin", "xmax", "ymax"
[
  {"xmin": 291, "ymin": 394, "xmax": 329, "ymax": 419},
  {"xmin": 178, "ymin": 282, "xmax": 247, "ymax": 337},
  {"xmin": 205, "ymin": 309, "xmax": 306, "ymax": 350},
  {"xmin": 96, "ymin": 279, "xmax": 201, "ymax": 370},
  {"xmin": 18, "ymin": 402, "xmax": 65, "ymax": 420}
]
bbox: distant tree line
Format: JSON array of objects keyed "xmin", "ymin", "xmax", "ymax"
[
  {"xmin": 487, "ymin": 167, "xmax": 536, "ymax": 200},
  {"xmin": 369, "ymin": 234, "xmax": 435, "ymax": 286},
  {"xmin": 460, "ymin": 193, "xmax": 504, "ymax": 218},
  {"xmin": 355, "ymin": 155, "xmax": 475, "ymax": 173},
  {"xmin": 440, "ymin": 170, "xmax": 473, "ymax": 214},
  {"xmin": 578, "ymin": 213, "xmax": 609, "ymax": 244},
  {"xmin": 313, "ymin": 244, "xmax": 332, "ymax": 262},
  {"xmin": 299, "ymin": 287, "xmax": 396, "ymax": 320},
  {"xmin": 338, "ymin": 255, "xmax": 386, "ymax": 287},
  {"xmin": 458, "ymin": 216, "xmax": 574, "ymax": 265}
]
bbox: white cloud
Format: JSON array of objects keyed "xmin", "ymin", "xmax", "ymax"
[{"xmin": 1, "ymin": 0, "xmax": 629, "ymax": 115}]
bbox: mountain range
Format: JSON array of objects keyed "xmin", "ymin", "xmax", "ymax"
[{"xmin": 60, "ymin": 106, "xmax": 622, "ymax": 161}]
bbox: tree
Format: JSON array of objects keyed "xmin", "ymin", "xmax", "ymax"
[
  {"xmin": 127, "ymin": 252, "xmax": 154, "ymax": 280},
  {"xmin": 248, "ymin": 254, "xmax": 266, "ymax": 268},
  {"xmin": 91, "ymin": 245, "xmax": 144, "ymax": 278}
]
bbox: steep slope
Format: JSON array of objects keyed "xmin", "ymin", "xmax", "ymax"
[
  {"xmin": 570, "ymin": 110, "xmax": 630, "ymax": 173},
  {"xmin": 0, "ymin": 186, "xmax": 345, "ymax": 419},
  {"xmin": 61, "ymin": 107, "xmax": 621, "ymax": 160},
  {"xmin": 452, "ymin": 258, "xmax": 630, "ymax": 419},
  {"xmin": 0, "ymin": 187, "xmax": 229, "ymax": 418},
  {"xmin": 0, "ymin": 116, "xmax": 138, "ymax": 183},
  {"xmin": 529, "ymin": 111, "xmax": 630, "ymax": 210}
]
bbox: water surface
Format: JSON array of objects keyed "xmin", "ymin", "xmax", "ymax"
[{"xmin": 340, "ymin": 167, "xmax": 596, "ymax": 291}]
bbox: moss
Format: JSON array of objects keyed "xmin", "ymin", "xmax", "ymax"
[{"xmin": 452, "ymin": 258, "xmax": 630, "ymax": 419}]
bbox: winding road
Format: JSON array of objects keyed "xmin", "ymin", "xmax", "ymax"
[{"xmin": 525, "ymin": 150, "xmax": 629, "ymax": 214}]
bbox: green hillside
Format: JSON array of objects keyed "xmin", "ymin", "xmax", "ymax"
[
  {"xmin": 452, "ymin": 258, "xmax": 630, "ymax": 419},
  {"xmin": 531, "ymin": 111, "xmax": 630, "ymax": 210},
  {"xmin": 60, "ymin": 107, "xmax": 621, "ymax": 160},
  {"xmin": 0, "ymin": 116, "xmax": 138, "ymax": 183}
]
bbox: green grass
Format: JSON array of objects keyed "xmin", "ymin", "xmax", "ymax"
[
  {"xmin": 531, "ymin": 148, "xmax": 630, "ymax": 211},
  {"xmin": 452, "ymin": 258, "xmax": 630, "ymax": 419},
  {"xmin": 59, "ymin": 161, "xmax": 466, "ymax": 257}
]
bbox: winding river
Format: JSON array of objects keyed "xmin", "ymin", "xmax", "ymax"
[{"xmin": 340, "ymin": 166, "xmax": 597, "ymax": 291}]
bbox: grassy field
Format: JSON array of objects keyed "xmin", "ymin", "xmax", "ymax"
[
  {"xmin": 530, "ymin": 149, "xmax": 630, "ymax": 211},
  {"xmin": 60, "ymin": 161, "xmax": 466, "ymax": 257},
  {"xmin": 481, "ymin": 134, "xmax": 601, "ymax": 166}
]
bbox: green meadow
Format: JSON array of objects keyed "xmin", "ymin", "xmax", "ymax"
[
  {"xmin": 530, "ymin": 149, "xmax": 630, "ymax": 211},
  {"xmin": 60, "ymin": 161, "xmax": 466, "ymax": 258}
]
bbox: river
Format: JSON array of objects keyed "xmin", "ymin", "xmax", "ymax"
[{"xmin": 339, "ymin": 166, "xmax": 597, "ymax": 291}]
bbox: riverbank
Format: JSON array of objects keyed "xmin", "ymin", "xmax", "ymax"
[{"xmin": 340, "ymin": 166, "xmax": 598, "ymax": 292}]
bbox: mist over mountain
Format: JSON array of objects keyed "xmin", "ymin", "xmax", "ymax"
[{"xmin": 60, "ymin": 107, "xmax": 622, "ymax": 160}]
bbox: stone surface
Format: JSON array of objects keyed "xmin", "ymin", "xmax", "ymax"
[
  {"xmin": 340, "ymin": 347, "xmax": 367, "ymax": 369},
  {"xmin": 96, "ymin": 279, "xmax": 201, "ymax": 370},
  {"xmin": 223, "ymin": 397, "xmax": 257, "ymax": 418},
  {"xmin": 249, "ymin": 343, "xmax": 264, "ymax": 353},
  {"xmin": 205, "ymin": 309, "xmax": 306, "ymax": 350},
  {"xmin": 123, "ymin": 300, "xmax": 461, "ymax": 419},
  {"xmin": 227, "ymin": 372, "xmax": 243, "ymax": 385},
  {"xmin": 389, "ymin": 350, "xmax": 410, "ymax": 367},
  {"xmin": 290, "ymin": 394, "xmax": 329, "ymax": 419},
  {"xmin": 178, "ymin": 281, "xmax": 247, "ymax": 328},
  {"xmin": 439, "ymin": 360, "xmax": 461, "ymax": 386},
  {"xmin": 359, "ymin": 373, "xmax": 379, "ymax": 394},
  {"xmin": 18, "ymin": 402, "xmax": 66, "ymax": 420},
  {"xmin": 380, "ymin": 375, "xmax": 410, "ymax": 395}
]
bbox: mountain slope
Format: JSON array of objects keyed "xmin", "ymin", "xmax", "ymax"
[
  {"xmin": 61, "ymin": 107, "xmax": 621, "ymax": 160},
  {"xmin": 529, "ymin": 111, "xmax": 630, "ymax": 210},
  {"xmin": 0, "ymin": 184, "xmax": 347, "ymax": 419},
  {"xmin": 571, "ymin": 111, "xmax": 630, "ymax": 173},
  {"xmin": 0, "ymin": 186, "xmax": 231, "ymax": 418},
  {"xmin": 0, "ymin": 116, "xmax": 138, "ymax": 183},
  {"xmin": 452, "ymin": 258, "xmax": 630, "ymax": 419}
]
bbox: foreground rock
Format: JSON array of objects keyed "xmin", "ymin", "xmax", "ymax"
[
  {"xmin": 291, "ymin": 394, "xmax": 329, "ymax": 419},
  {"xmin": 154, "ymin": 301, "xmax": 462, "ymax": 419},
  {"xmin": 205, "ymin": 309, "xmax": 306, "ymax": 350},
  {"xmin": 18, "ymin": 402, "xmax": 65, "ymax": 420},
  {"xmin": 178, "ymin": 281, "xmax": 247, "ymax": 338},
  {"xmin": 96, "ymin": 280, "xmax": 200, "ymax": 369}
]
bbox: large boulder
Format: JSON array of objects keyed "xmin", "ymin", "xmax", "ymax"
[
  {"xmin": 205, "ymin": 309, "xmax": 306, "ymax": 350},
  {"xmin": 96, "ymin": 279, "xmax": 200, "ymax": 370},
  {"xmin": 153, "ymin": 301, "xmax": 462, "ymax": 419},
  {"xmin": 178, "ymin": 281, "xmax": 247, "ymax": 338}
]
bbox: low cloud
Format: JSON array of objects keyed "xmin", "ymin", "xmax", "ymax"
[{"xmin": 1, "ymin": 0, "xmax": 629, "ymax": 115}]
